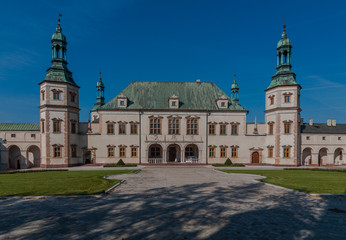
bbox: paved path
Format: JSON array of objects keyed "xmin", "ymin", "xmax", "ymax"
[{"xmin": 0, "ymin": 166, "xmax": 345, "ymax": 240}]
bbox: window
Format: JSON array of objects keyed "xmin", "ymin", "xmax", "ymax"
[
  {"xmin": 53, "ymin": 92, "xmax": 60, "ymax": 100},
  {"xmin": 107, "ymin": 123, "xmax": 114, "ymax": 134},
  {"xmin": 53, "ymin": 120, "xmax": 61, "ymax": 133},
  {"xmin": 284, "ymin": 123, "xmax": 291, "ymax": 134},
  {"xmin": 31, "ymin": 134, "xmax": 36, "ymax": 138},
  {"xmin": 209, "ymin": 147, "xmax": 215, "ymax": 158},
  {"xmin": 168, "ymin": 118, "xmax": 180, "ymax": 135},
  {"xmin": 220, "ymin": 124, "xmax": 227, "ymax": 135},
  {"xmin": 306, "ymin": 136, "xmax": 310, "ymax": 140},
  {"xmin": 268, "ymin": 123, "xmax": 274, "ymax": 135},
  {"xmin": 119, "ymin": 147, "xmax": 126, "ymax": 157},
  {"xmin": 41, "ymin": 121, "xmax": 45, "ymax": 133},
  {"xmin": 283, "ymin": 148, "xmax": 290, "ymax": 158},
  {"xmin": 231, "ymin": 124, "xmax": 238, "ymax": 135},
  {"xmin": 269, "ymin": 97, "xmax": 274, "ymax": 105},
  {"xmin": 284, "ymin": 95, "xmax": 290, "ymax": 103},
  {"xmin": 149, "ymin": 146, "xmax": 161, "ymax": 158},
  {"xmin": 220, "ymin": 147, "xmax": 227, "ymax": 158},
  {"xmin": 268, "ymin": 148, "xmax": 273, "ymax": 158},
  {"xmin": 71, "ymin": 146, "xmax": 77, "ymax": 158},
  {"xmin": 71, "ymin": 93, "xmax": 76, "ymax": 103},
  {"xmin": 187, "ymin": 118, "xmax": 198, "ymax": 135},
  {"xmin": 119, "ymin": 123, "xmax": 126, "ymax": 135},
  {"xmin": 131, "ymin": 147, "xmax": 137, "ymax": 157},
  {"xmin": 42, "ymin": 91, "xmax": 45, "ymax": 101},
  {"xmin": 208, "ymin": 124, "xmax": 216, "ymax": 135},
  {"xmin": 130, "ymin": 123, "xmax": 138, "ymax": 135},
  {"xmin": 322, "ymin": 136, "xmax": 326, "ymax": 140},
  {"xmin": 54, "ymin": 147, "xmax": 61, "ymax": 158},
  {"xmin": 108, "ymin": 147, "xmax": 114, "ymax": 157},
  {"xmin": 231, "ymin": 148, "xmax": 238, "ymax": 158},
  {"xmin": 71, "ymin": 121, "xmax": 76, "ymax": 134},
  {"xmin": 11, "ymin": 134, "xmax": 16, "ymax": 138},
  {"xmin": 150, "ymin": 118, "xmax": 161, "ymax": 135},
  {"xmin": 221, "ymin": 102, "xmax": 225, "ymax": 107},
  {"xmin": 120, "ymin": 101, "xmax": 125, "ymax": 106},
  {"xmin": 338, "ymin": 137, "xmax": 342, "ymax": 141},
  {"xmin": 171, "ymin": 101, "xmax": 176, "ymax": 106}
]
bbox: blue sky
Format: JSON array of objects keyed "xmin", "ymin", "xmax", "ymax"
[{"xmin": 1, "ymin": 0, "xmax": 346, "ymax": 123}]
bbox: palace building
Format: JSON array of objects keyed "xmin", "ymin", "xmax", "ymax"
[{"xmin": 0, "ymin": 21, "xmax": 345, "ymax": 169}]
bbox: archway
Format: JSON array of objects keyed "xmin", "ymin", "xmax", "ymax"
[
  {"xmin": 167, "ymin": 144, "xmax": 181, "ymax": 162},
  {"xmin": 8, "ymin": 145, "xmax": 23, "ymax": 169},
  {"xmin": 148, "ymin": 144, "xmax": 163, "ymax": 163},
  {"xmin": 252, "ymin": 151, "xmax": 260, "ymax": 164},
  {"xmin": 27, "ymin": 146, "xmax": 40, "ymax": 168},
  {"xmin": 302, "ymin": 148, "xmax": 312, "ymax": 165},
  {"xmin": 318, "ymin": 148, "xmax": 327, "ymax": 166},
  {"xmin": 334, "ymin": 148, "xmax": 343, "ymax": 165},
  {"xmin": 185, "ymin": 144, "xmax": 198, "ymax": 163}
]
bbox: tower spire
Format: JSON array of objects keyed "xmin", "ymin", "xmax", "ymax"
[
  {"xmin": 231, "ymin": 74, "xmax": 239, "ymax": 102},
  {"xmin": 93, "ymin": 72, "xmax": 105, "ymax": 109}
]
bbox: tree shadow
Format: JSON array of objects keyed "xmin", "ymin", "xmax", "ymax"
[{"xmin": 0, "ymin": 181, "xmax": 345, "ymax": 239}]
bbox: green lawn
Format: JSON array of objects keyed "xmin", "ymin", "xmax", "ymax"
[
  {"xmin": 220, "ymin": 170, "xmax": 346, "ymax": 194},
  {"xmin": 0, "ymin": 170, "xmax": 136, "ymax": 196}
]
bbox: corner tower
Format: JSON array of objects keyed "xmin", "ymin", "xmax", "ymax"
[
  {"xmin": 93, "ymin": 72, "xmax": 105, "ymax": 110},
  {"xmin": 265, "ymin": 25, "xmax": 301, "ymax": 166},
  {"xmin": 39, "ymin": 19, "xmax": 80, "ymax": 167}
]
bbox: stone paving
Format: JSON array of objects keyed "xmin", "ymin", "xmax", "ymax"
[{"xmin": 0, "ymin": 166, "xmax": 345, "ymax": 240}]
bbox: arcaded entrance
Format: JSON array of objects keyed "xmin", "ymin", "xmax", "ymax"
[{"xmin": 167, "ymin": 144, "xmax": 181, "ymax": 162}]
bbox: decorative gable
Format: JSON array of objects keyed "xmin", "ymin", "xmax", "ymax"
[
  {"xmin": 117, "ymin": 93, "xmax": 127, "ymax": 108},
  {"xmin": 216, "ymin": 95, "xmax": 228, "ymax": 109},
  {"xmin": 169, "ymin": 94, "xmax": 179, "ymax": 109}
]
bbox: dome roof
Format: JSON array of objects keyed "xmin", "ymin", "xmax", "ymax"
[
  {"xmin": 51, "ymin": 20, "xmax": 66, "ymax": 42},
  {"xmin": 277, "ymin": 26, "xmax": 291, "ymax": 48},
  {"xmin": 231, "ymin": 82, "xmax": 239, "ymax": 90},
  {"xmin": 97, "ymin": 80, "xmax": 104, "ymax": 88}
]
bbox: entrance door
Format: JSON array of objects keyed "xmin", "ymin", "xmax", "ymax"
[
  {"xmin": 84, "ymin": 151, "xmax": 91, "ymax": 164},
  {"xmin": 169, "ymin": 147, "xmax": 177, "ymax": 162},
  {"xmin": 252, "ymin": 152, "xmax": 260, "ymax": 163}
]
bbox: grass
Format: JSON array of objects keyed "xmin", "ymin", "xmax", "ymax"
[
  {"xmin": 220, "ymin": 169, "xmax": 346, "ymax": 194},
  {"xmin": 0, "ymin": 170, "xmax": 137, "ymax": 196},
  {"xmin": 212, "ymin": 164, "xmax": 245, "ymax": 167},
  {"xmin": 103, "ymin": 164, "xmax": 138, "ymax": 167}
]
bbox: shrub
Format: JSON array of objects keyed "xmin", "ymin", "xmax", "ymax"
[
  {"xmin": 224, "ymin": 158, "xmax": 233, "ymax": 166},
  {"xmin": 116, "ymin": 159, "xmax": 126, "ymax": 166}
]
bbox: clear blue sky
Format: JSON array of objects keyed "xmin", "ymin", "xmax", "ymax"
[{"xmin": 1, "ymin": 0, "xmax": 346, "ymax": 123}]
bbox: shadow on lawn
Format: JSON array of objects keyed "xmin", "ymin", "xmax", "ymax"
[{"xmin": 0, "ymin": 181, "xmax": 345, "ymax": 239}]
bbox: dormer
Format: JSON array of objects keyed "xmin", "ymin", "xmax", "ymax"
[
  {"xmin": 117, "ymin": 93, "xmax": 127, "ymax": 108},
  {"xmin": 169, "ymin": 94, "xmax": 179, "ymax": 109},
  {"xmin": 216, "ymin": 95, "xmax": 228, "ymax": 109}
]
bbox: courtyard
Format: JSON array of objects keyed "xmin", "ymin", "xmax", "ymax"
[{"xmin": 0, "ymin": 166, "xmax": 345, "ymax": 239}]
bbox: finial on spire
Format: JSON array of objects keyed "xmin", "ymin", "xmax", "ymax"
[
  {"xmin": 99, "ymin": 72, "xmax": 102, "ymax": 80},
  {"xmin": 234, "ymin": 74, "xmax": 237, "ymax": 83},
  {"xmin": 282, "ymin": 21, "xmax": 287, "ymax": 38}
]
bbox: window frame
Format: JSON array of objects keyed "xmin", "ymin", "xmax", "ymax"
[
  {"xmin": 187, "ymin": 118, "xmax": 199, "ymax": 135},
  {"xmin": 168, "ymin": 118, "xmax": 180, "ymax": 135},
  {"xmin": 231, "ymin": 147, "xmax": 238, "ymax": 158},
  {"xmin": 54, "ymin": 146, "xmax": 61, "ymax": 158},
  {"xmin": 130, "ymin": 123, "xmax": 138, "ymax": 135},
  {"xmin": 220, "ymin": 147, "xmax": 227, "ymax": 158},
  {"xmin": 283, "ymin": 147, "xmax": 290, "ymax": 158},
  {"xmin": 209, "ymin": 147, "xmax": 215, "ymax": 158},
  {"xmin": 107, "ymin": 123, "xmax": 115, "ymax": 135},
  {"xmin": 231, "ymin": 124, "xmax": 239, "ymax": 135},
  {"xmin": 108, "ymin": 146, "xmax": 115, "ymax": 157},
  {"xmin": 150, "ymin": 118, "xmax": 162, "ymax": 135},
  {"xmin": 131, "ymin": 147, "xmax": 137, "ymax": 157},
  {"xmin": 208, "ymin": 123, "xmax": 216, "ymax": 135},
  {"xmin": 119, "ymin": 123, "xmax": 126, "ymax": 135},
  {"xmin": 219, "ymin": 124, "xmax": 227, "ymax": 135},
  {"xmin": 119, "ymin": 147, "xmax": 126, "ymax": 157}
]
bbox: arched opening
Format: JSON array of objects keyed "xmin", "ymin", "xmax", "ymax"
[
  {"xmin": 318, "ymin": 148, "xmax": 328, "ymax": 166},
  {"xmin": 8, "ymin": 145, "xmax": 23, "ymax": 169},
  {"xmin": 167, "ymin": 144, "xmax": 181, "ymax": 162},
  {"xmin": 185, "ymin": 144, "xmax": 199, "ymax": 163},
  {"xmin": 278, "ymin": 52, "xmax": 282, "ymax": 65},
  {"xmin": 252, "ymin": 151, "xmax": 260, "ymax": 164},
  {"xmin": 302, "ymin": 148, "xmax": 312, "ymax": 165},
  {"xmin": 334, "ymin": 148, "xmax": 343, "ymax": 165},
  {"xmin": 283, "ymin": 50, "xmax": 288, "ymax": 63},
  {"xmin": 27, "ymin": 145, "xmax": 40, "ymax": 168},
  {"xmin": 148, "ymin": 144, "xmax": 163, "ymax": 163},
  {"xmin": 84, "ymin": 150, "xmax": 92, "ymax": 164}
]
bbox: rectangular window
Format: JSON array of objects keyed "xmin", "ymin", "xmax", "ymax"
[
  {"xmin": 269, "ymin": 124, "xmax": 274, "ymax": 135},
  {"xmin": 268, "ymin": 148, "xmax": 273, "ymax": 158},
  {"xmin": 53, "ymin": 121, "xmax": 61, "ymax": 133},
  {"xmin": 220, "ymin": 147, "xmax": 226, "ymax": 158},
  {"xmin": 130, "ymin": 123, "xmax": 138, "ymax": 135},
  {"xmin": 54, "ymin": 147, "xmax": 61, "ymax": 158},
  {"xmin": 107, "ymin": 123, "xmax": 114, "ymax": 134},
  {"xmin": 306, "ymin": 136, "xmax": 310, "ymax": 140},
  {"xmin": 322, "ymin": 136, "xmax": 326, "ymax": 140},
  {"xmin": 11, "ymin": 134, "xmax": 16, "ymax": 138},
  {"xmin": 171, "ymin": 101, "xmax": 176, "ymax": 106},
  {"xmin": 220, "ymin": 124, "xmax": 227, "ymax": 135},
  {"xmin": 53, "ymin": 92, "xmax": 60, "ymax": 100},
  {"xmin": 71, "ymin": 146, "xmax": 77, "ymax": 158},
  {"xmin": 119, "ymin": 147, "xmax": 126, "ymax": 157},
  {"xmin": 209, "ymin": 147, "xmax": 215, "ymax": 158},
  {"xmin": 338, "ymin": 137, "xmax": 342, "ymax": 140},
  {"xmin": 150, "ymin": 118, "xmax": 161, "ymax": 135},
  {"xmin": 283, "ymin": 148, "xmax": 290, "ymax": 158},
  {"xmin": 231, "ymin": 148, "xmax": 238, "ymax": 158},
  {"xmin": 120, "ymin": 101, "xmax": 125, "ymax": 106},
  {"xmin": 231, "ymin": 124, "xmax": 238, "ymax": 135},
  {"xmin": 119, "ymin": 123, "xmax": 126, "ymax": 135},
  {"xmin": 108, "ymin": 147, "xmax": 114, "ymax": 157},
  {"xmin": 270, "ymin": 97, "xmax": 274, "ymax": 105},
  {"xmin": 187, "ymin": 118, "xmax": 198, "ymax": 135},
  {"xmin": 208, "ymin": 124, "xmax": 215, "ymax": 135},
  {"xmin": 221, "ymin": 102, "xmax": 225, "ymax": 107},
  {"xmin": 168, "ymin": 118, "xmax": 180, "ymax": 135},
  {"xmin": 71, "ymin": 122, "xmax": 76, "ymax": 134},
  {"xmin": 42, "ymin": 91, "xmax": 45, "ymax": 101},
  {"xmin": 31, "ymin": 134, "xmax": 36, "ymax": 138},
  {"xmin": 41, "ymin": 121, "xmax": 45, "ymax": 133},
  {"xmin": 284, "ymin": 95, "xmax": 290, "ymax": 103},
  {"xmin": 131, "ymin": 147, "xmax": 137, "ymax": 157},
  {"xmin": 284, "ymin": 123, "xmax": 291, "ymax": 134},
  {"xmin": 71, "ymin": 95, "xmax": 75, "ymax": 103}
]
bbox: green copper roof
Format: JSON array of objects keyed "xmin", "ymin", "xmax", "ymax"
[
  {"xmin": 42, "ymin": 61, "xmax": 78, "ymax": 87},
  {"xmin": 267, "ymin": 65, "xmax": 299, "ymax": 90},
  {"xmin": 97, "ymin": 81, "xmax": 247, "ymax": 111},
  {"xmin": 0, "ymin": 123, "xmax": 40, "ymax": 131}
]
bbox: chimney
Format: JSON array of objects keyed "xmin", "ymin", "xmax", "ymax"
[
  {"xmin": 327, "ymin": 119, "xmax": 332, "ymax": 126},
  {"xmin": 332, "ymin": 119, "xmax": 336, "ymax": 126},
  {"xmin": 309, "ymin": 119, "xmax": 313, "ymax": 126},
  {"xmin": 196, "ymin": 78, "xmax": 201, "ymax": 83}
]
